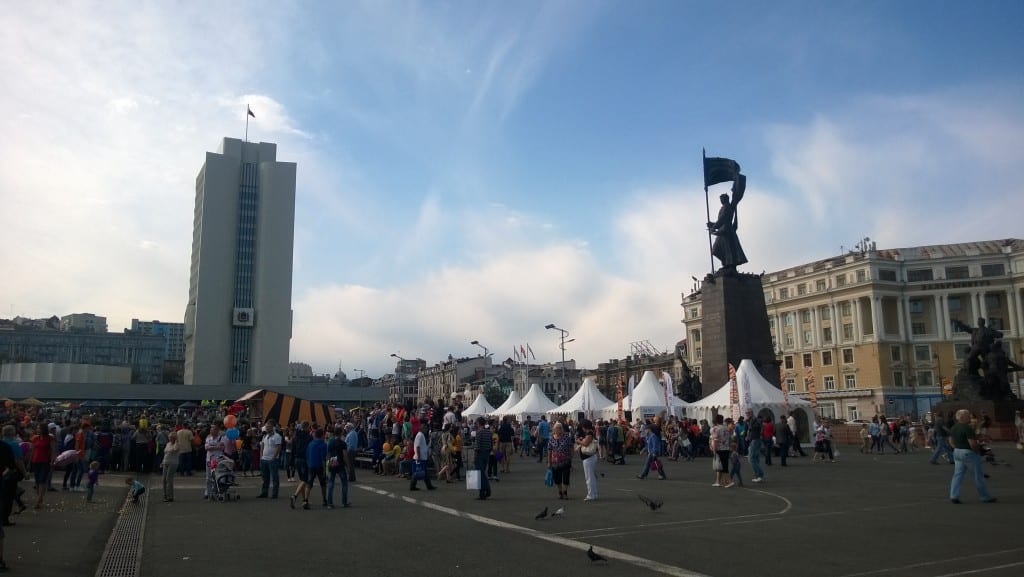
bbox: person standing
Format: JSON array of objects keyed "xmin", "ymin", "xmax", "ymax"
[
  {"xmin": 344, "ymin": 424, "xmax": 359, "ymax": 483},
  {"xmin": 161, "ymin": 435, "xmax": 178, "ymax": 502},
  {"xmin": 0, "ymin": 437, "xmax": 19, "ymax": 572},
  {"xmin": 175, "ymin": 423, "xmax": 194, "ymax": 476},
  {"xmin": 473, "ymin": 417, "xmax": 492, "ymax": 500},
  {"xmin": 258, "ymin": 421, "xmax": 282, "ymax": 499},
  {"xmin": 409, "ymin": 422, "xmax": 436, "ymax": 492},
  {"xmin": 710, "ymin": 415, "xmax": 731, "ymax": 487},
  {"xmin": 576, "ymin": 419, "xmax": 599, "ymax": 501},
  {"xmin": 536, "ymin": 416, "xmax": 551, "ymax": 463},
  {"xmin": 948, "ymin": 409, "xmax": 996, "ymax": 504},
  {"xmin": 547, "ymin": 422, "xmax": 575, "ymax": 498},
  {"xmin": 775, "ymin": 417, "xmax": 792, "ymax": 467},
  {"xmin": 203, "ymin": 424, "xmax": 229, "ymax": 500},
  {"xmin": 745, "ymin": 411, "xmax": 765, "ymax": 483},
  {"xmin": 326, "ymin": 425, "xmax": 350, "ymax": 509},
  {"xmin": 30, "ymin": 422, "xmax": 56, "ymax": 510},
  {"xmin": 761, "ymin": 418, "xmax": 775, "ymax": 466},
  {"xmin": 787, "ymin": 413, "xmax": 806, "ymax": 457},
  {"xmin": 497, "ymin": 417, "xmax": 515, "ymax": 474}
]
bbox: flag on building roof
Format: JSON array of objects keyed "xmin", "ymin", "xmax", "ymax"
[
  {"xmin": 526, "ymin": 343, "xmax": 536, "ymax": 360},
  {"xmin": 247, "ymin": 105, "xmax": 255, "ymax": 118}
]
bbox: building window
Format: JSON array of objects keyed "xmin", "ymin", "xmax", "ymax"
[
  {"xmin": 840, "ymin": 302, "xmax": 852, "ymax": 317},
  {"xmin": 916, "ymin": 371, "xmax": 934, "ymax": 387},
  {"xmin": 944, "ymin": 265, "xmax": 969, "ymax": 280},
  {"xmin": 695, "ymin": 347, "xmax": 702, "ymax": 360},
  {"xmin": 820, "ymin": 306, "xmax": 831, "ymax": 320},
  {"xmin": 988, "ymin": 317, "xmax": 1004, "ymax": 330},
  {"xmin": 764, "ymin": 291, "xmax": 774, "ymax": 303},
  {"xmin": 784, "ymin": 356, "xmax": 794, "ymax": 369},
  {"xmin": 798, "ymin": 283, "xmax": 807, "ymax": 296},
  {"xmin": 803, "ymin": 353, "xmax": 813, "ymax": 367},
  {"xmin": 689, "ymin": 307, "xmax": 699, "ymax": 319},
  {"xmin": 847, "ymin": 405, "xmax": 860, "ymax": 421},
  {"xmin": 878, "ymin": 269, "xmax": 897, "ymax": 281},
  {"xmin": 985, "ymin": 294, "xmax": 1002, "ymax": 310},
  {"xmin": 843, "ymin": 323, "xmax": 854, "ymax": 341},
  {"xmin": 816, "ymin": 279, "xmax": 827, "ymax": 292},
  {"xmin": 800, "ymin": 310, "xmax": 811, "ymax": 324},
  {"xmin": 893, "ymin": 371, "xmax": 904, "ymax": 387},
  {"xmin": 692, "ymin": 329, "xmax": 701, "ymax": 342},
  {"xmin": 823, "ymin": 375, "xmax": 835, "ymax": 390},
  {"xmin": 891, "ymin": 345, "xmax": 902, "ymax": 362},
  {"xmin": 914, "ymin": 344, "xmax": 932, "ymax": 362},
  {"xmin": 819, "ymin": 402, "xmax": 837, "ymax": 419},
  {"xmin": 856, "ymin": 269, "xmax": 866, "ymax": 282},
  {"xmin": 785, "ymin": 334, "xmax": 794, "ymax": 347},
  {"xmin": 804, "ymin": 331, "xmax": 813, "ymax": 345},
  {"xmin": 844, "ymin": 374, "xmax": 857, "ymax": 389},
  {"xmin": 780, "ymin": 287, "xmax": 790, "ymax": 299},
  {"xmin": 786, "ymin": 378, "xmax": 796, "ymax": 392},
  {"xmin": 954, "ymin": 345, "xmax": 970, "ymax": 360},
  {"xmin": 911, "ymin": 322, "xmax": 927, "ymax": 336},
  {"xmin": 842, "ymin": 348, "xmax": 854, "ymax": 364},
  {"xmin": 822, "ymin": 327, "xmax": 833, "ymax": 344},
  {"xmin": 907, "ymin": 268, "xmax": 934, "ymax": 282},
  {"xmin": 821, "ymin": 350, "xmax": 833, "ymax": 366},
  {"xmin": 784, "ymin": 314, "xmax": 794, "ymax": 327},
  {"xmin": 908, "ymin": 299, "xmax": 924, "ymax": 314},
  {"xmin": 836, "ymin": 275, "xmax": 847, "ymax": 287},
  {"xmin": 981, "ymin": 263, "xmax": 1005, "ymax": 277},
  {"xmin": 948, "ymin": 296, "xmax": 962, "ymax": 313}
]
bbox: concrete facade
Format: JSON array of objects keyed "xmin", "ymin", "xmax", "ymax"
[
  {"xmin": 184, "ymin": 138, "xmax": 296, "ymax": 388},
  {"xmin": 682, "ymin": 238, "xmax": 1024, "ymax": 420},
  {"xmin": 0, "ymin": 362, "xmax": 131, "ymax": 384},
  {"xmin": 0, "ymin": 330, "xmax": 165, "ymax": 384}
]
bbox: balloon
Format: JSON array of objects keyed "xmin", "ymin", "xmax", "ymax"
[
  {"xmin": 224, "ymin": 414, "xmax": 237, "ymax": 428},
  {"xmin": 235, "ymin": 439, "xmax": 243, "ymax": 450},
  {"xmin": 382, "ymin": 442, "xmax": 392, "ymax": 453},
  {"xmin": 226, "ymin": 427, "xmax": 239, "ymax": 440}
]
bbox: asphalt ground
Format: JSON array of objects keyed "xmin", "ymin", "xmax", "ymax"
[{"xmin": 7, "ymin": 444, "xmax": 1024, "ymax": 577}]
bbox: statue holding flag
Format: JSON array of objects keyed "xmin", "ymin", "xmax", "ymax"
[{"xmin": 703, "ymin": 152, "xmax": 748, "ymax": 275}]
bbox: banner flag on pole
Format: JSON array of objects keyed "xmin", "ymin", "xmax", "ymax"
[
  {"xmin": 661, "ymin": 371, "xmax": 673, "ymax": 414},
  {"xmin": 526, "ymin": 343, "xmax": 536, "ymax": 360},
  {"xmin": 627, "ymin": 375, "xmax": 635, "ymax": 415},
  {"xmin": 780, "ymin": 365, "xmax": 790, "ymax": 412},
  {"xmin": 805, "ymin": 367, "xmax": 818, "ymax": 414},
  {"xmin": 247, "ymin": 105, "xmax": 255, "ymax": 118},
  {"xmin": 728, "ymin": 363, "xmax": 740, "ymax": 422},
  {"xmin": 616, "ymin": 376, "xmax": 624, "ymax": 423},
  {"xmin": 703, "ymin": 156, "xmax": 740, "ymax": 187}
]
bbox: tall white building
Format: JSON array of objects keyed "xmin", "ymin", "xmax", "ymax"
[{"xmin": 184, "ymin": 138, "xmax": 296, "ymax": 387}]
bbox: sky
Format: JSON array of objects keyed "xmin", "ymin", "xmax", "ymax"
[{"xmin": 2, "ymin": 1, "xmax": 1023, "ymax": 378}]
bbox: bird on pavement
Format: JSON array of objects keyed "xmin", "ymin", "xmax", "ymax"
[
  {"xmin": 587, "ymin": 545, "xmax": 607, "ymax": 562},
  {"xmin": 552, "ymin": 506, "xmax": 565, "ymax": 518},
  {"xmin": 638, "ymin": 494, "xmax": 663, "ymax": 511},
  {"xmin": 535, "ymin": 507, "xmax": 548, "ymax": 520}
]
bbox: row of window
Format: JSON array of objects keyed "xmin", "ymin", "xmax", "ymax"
[
  {"xmin": 907, "ymin": 263, "xmax": 1005, "ymax": 282},
  {"xmin": 783, "ymin": 348, "xmax": 855, "ymax": 370},
  {"xmin": 784, "ymin": 373, "xmax": 858, "ymax": 392}
]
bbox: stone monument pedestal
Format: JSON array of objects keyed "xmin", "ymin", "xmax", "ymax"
[
  {"xmin": 699, "ymin": 272, "xmax": 779, "ymax": 390},
  {"xmin": 931, "ymin": 398, "xmax": 1024, "ymax": 441}
]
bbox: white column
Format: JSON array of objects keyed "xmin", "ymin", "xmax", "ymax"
[
  {"xmin": 811, "ymin": 306, "xmax": 821, "ymax": 347},
  {"xmin": 1014, "ymin": 288, "xmax": 1024, "ymax": 338},
  {"xmin": 971, "ymin": 291, "xmax": 981, "ymax": 322},
  {"xmin": 775, "ymin": 314, "xmax": 784, "ymax": 351},
  {"xmin": 935, "ymin": 294, "xmax": 947, "ymax": 339},
  {"xmin": 979, "ymin": 291, "xmax": 989, "ymax": 321},
  {"xmin": 1005, "ymin": 289, "xmax": 1018, "ymax": 336},
  {"xmin": 896, "ymin": 297, "xmax": 907, "ymax": 341},
  {"xmin": 853, "ymin": 298, "xmax": 863, "ymax": 344},
  {"xmin": 870, "ymin": 296, "xmax": 881, "ymax": 339}
]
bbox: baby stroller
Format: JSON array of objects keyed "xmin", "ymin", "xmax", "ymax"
[
  {"xmin": 979, "ymin": 443, "xmax": 1011, "ymax": 467},
  {"xmin": 209, "ymin": 456, "xmax": 240, "ymax": 501}
]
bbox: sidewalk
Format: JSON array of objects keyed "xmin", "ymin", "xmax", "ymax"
[{"xmin": 5, "ymin": 472, "xmax": 138, "ymax": 576}]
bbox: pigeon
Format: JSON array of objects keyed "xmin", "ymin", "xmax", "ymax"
[
  {"xmin": 638, "ymin": 494, "xmax": 663, "ymax": 511},
  {"xmin": 587, "ymin": 545, "xmax": 607, "ymax": 562},
  {"xmin": 535, "ymin": 507, "xmax": 548, "ymax": 520},
  {"xmin": 552, "ymin": 506, "xmax": 565, "ymax": 518}
]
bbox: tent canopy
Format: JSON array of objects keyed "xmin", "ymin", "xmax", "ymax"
[
  {"xmin": 489, "ymin": 390, "xmax": 521, "ymax": 416},
  {"xmin": 505, "ymin": 383, "xmax": 559, "ymax": 420},
  {"xmin": 550, "ymin": 377, "xmax": 615, "ymax": 416},
  {"xmin": 600, "ymin": 371, "xmax": 683, "ymax": 420},
  {"xmin": 689, "ymin": 359, "xmax": 812, "ymax": 425},
  {"xmin": 462, "ymin": 394, "xmax": 495, "ymax": 419},
  {"xmin": 236, "ymin": 389, "xmax": 333, "ymax": 428}
]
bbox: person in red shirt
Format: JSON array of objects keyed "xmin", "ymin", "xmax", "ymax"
[
  {"xmin": 30, "ymin": 423, "xmax": 56, "ymax": 509},
  {"xmin": 761, "ymin": 419, "xmax": 775, "ymax": 466}
]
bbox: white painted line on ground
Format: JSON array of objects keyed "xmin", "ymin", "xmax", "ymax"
[
  {"xmin": 930, "ymin": 562, "xmax": 1024, "ymax": 577},
  {"xmin": 835, "ymin": 548, "xmax": 1024, "ymax": 577},
  {"xmin": 357, "ymin": 485, "xmax": 713, "ymax": 577},
  {"xmin": 722, "ymin": 518, "xmax": 783, "ymax": 526}
]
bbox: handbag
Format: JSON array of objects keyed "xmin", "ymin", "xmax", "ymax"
[
  {"xmin": 712, "ymin": 455, "xmax": 723, "ymax": 472},
  {"xmin": 544, "ymin": 468, "xmax": 554, "ymax": 487},
  {"xmin": 580, "ymin": 441, "xmax": 598, "ymax": 457},
  {"xmin": 412, "ymin": 460, "xmax": 426, "ymax": 480},
  {"xmin": 466, "ymin": 469, "xmax": 481, "ymax": 490}
]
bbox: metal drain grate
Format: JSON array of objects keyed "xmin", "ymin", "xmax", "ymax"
[{"xmin": 94, "ymin": 484, "xmax": 150, "ymax": 577}]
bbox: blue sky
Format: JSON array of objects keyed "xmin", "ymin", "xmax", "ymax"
[{"xmin": 2, "ymin": 1, "xmax": 1022, "ymax": 377}]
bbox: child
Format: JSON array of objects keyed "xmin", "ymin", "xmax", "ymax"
[
  {"xmin": 85, "ymin": 461, "xmax": 101, "ymax": 502},
  {"xmin": 125, "ymin": 478, "xmax": 146, "ymax": 503},
  {"xmin": 161, "ymin": 434, "xmax": 179, "ymax": 502},
  {"xmin": 728, "ymin": 440, "xmax": 743, "ymax": 487}
]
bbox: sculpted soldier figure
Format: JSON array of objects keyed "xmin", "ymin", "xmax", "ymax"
[
  {"xmin": 954, "ymin": 317, "xmax": 1003, "ymax": 377},
  {"xmin": 707, "ymin": 175, "xmax": 748, "ymax": 274}
]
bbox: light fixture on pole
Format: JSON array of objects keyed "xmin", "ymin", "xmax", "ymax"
[
  {"xmin": 545, "ymin": 323, "xmax": 571, "ymax": 400},
  {"xmin": 470, "ymin": 340, "xmax": 489, "ymax": 358}
]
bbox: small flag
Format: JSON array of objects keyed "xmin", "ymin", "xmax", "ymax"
[
  {"xmin": 780, "ymin": 365, "xmax": 790, "ymax": 412},
  {"xmin": 805, "ymin": 367, "xmax": 818, "ymax": 412},
  {"xmin": 703, "ymin": 155, "xmax": 740, "ymax": 187},
  {"xmin": 247, "ymin": 105, "xmax": 255, "ymax": 118},
  {"xmin": 627, "ymin": 376, "xmax": 635, "ymax": 414},
  {"xmin": 526, "ymin": 343, "xmax": 536, "ymax": 360},
  {"xmin": 661, "ymin": 371, "xmax": 673, "ymax": 413},
  {"xmin": 520, "ymin": 345, "xmax": 526, "ymax": 359},
  {"xmin": 513, "ymin": 348, "xmax": 520, "ymax": 362},
  {"xmin": 728, "ymin": 363, "xmax": 740, "ymax": 422}
]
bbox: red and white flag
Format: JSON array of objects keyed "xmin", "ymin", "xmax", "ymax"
[{"xmin": 728, "ymin": 363, "xmax": 740, "ymax": 422}]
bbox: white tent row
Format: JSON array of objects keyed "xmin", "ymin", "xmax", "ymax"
[
  {"xmin": 598, "ymin": 370, "xmax": 688, "ymax": 421},
  {"xmin": 688, "ymin": 359, "xmax": 814, "ymax": 438},
  {"xmin": 550, "ymin": 377, "xmax": 616, "ymax": 416},
  {"xmin": 488, "ymin": 390, "xmax": 521, "ymax": 417},
  {"xmin": 461, "ymin": 393, "xmax": 495, "ymax": 419}
]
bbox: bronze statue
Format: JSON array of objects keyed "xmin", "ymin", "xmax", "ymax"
[
  {"xmin": 951, "ymin": 318, "xmax": 1017, "ymax": 400},
  {"xmin": 953, "ymin": 317, "xmax": 1003, "ymax": 377},
  {"xmin": 707, "ymin": 175, "xmax": 748, "ymax": 274}
]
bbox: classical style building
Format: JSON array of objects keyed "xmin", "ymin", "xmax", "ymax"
[
  {"xmin": 682, "ymin": 239, "xmax": 1024, "ymax": 420},
  {"xmin": 184, "ymin": 138, "xmax": 296, "ymax": 387}
]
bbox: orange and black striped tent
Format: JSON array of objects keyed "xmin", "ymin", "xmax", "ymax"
[{"xmin": 236, "ymin": 389, "xmax": 333, "ymax": 428}]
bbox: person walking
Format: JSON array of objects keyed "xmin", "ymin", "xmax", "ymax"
[
  {"xmin": 948, "ymin": 409, "xmax": 996, "ymax": 504},
  {"xmin": 536, "ymin": 416, "xmax": 551, "ymax": 463},
  {"xmin": 929, "ymin": 413, "xmax": 954, "ymax": 465},
  {"xmin": 745, "ymin": 411, "xmax": 765, "ymax": 483},
  {"xmin": 257, "ymin": 421, "xmax": 282, "ymax": 499},
  {"xmin": 636, "ymin": 422, "xmax": 667, "ymax": 481},
  {"xmin": 409, "ymin": 423, "xmax": 436, "ymax": 492},
  {"xmin": 775, "ymin": 416, "xmax": 793, "ymax": 467},
  {"xmin": 473, "ymin": 417, "xmax": 492, "ymax": 500},
  {"xmin": 710, "ymin": 415, "xmax": 731, "ymax": 487},
  {"xmin": 547, "ymin": 422, "xmax": 574, "ymax": 499},
  {"xmin": 576, "ymin": 419, "xmax": 599, "ymax": 501},
  {"xmin": 325, "ymin": 425, "xmax": 350, "ymax": 509}
]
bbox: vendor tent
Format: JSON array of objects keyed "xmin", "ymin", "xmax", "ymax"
[
  {"xmin": 504, "ymin": 383, "xmax": 560, "ymax": 420},
  {"xmin": 599, "ymin": 371, "xmax": 684, "ymax": 420},
  {"xmin": 462, "ymin": 394, "xmax": 495, "ymax": 419},
  {"xmin": 688, "ymin": 359, "xmax": 813, "ymax": 437},
  {"xmin": 550, "ymin": 377, "xmax": 615, "ymax": 417},
  {"xmin": 489, "ymin": 390, "xmax": 521, "ymax": 417},
  {"xmin": 236, "ymin": 389, "xmax": 333, "ymax": 428}
]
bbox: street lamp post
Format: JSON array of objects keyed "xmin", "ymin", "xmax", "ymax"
[
  {"xmin": 545, "ymin": 323, "xmax": 572, "ymax": 401},
  {"xmin": 470, "ymin": 340, "xmax": 489, "ymax": 358}
]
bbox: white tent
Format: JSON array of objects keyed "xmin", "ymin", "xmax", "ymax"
[
  {"xmin": 688, "ymin": 359, "xmax": 813, "ymax": 436},
  {"xmin": 599, "ymin": 370, "xmax": 684, "ymax": 420},
  {"xmin": 462, "ymin": 394, "xmax": 495, "ymax": 419},
  {"xmin": 549, "ymin": 377, "xmax": 616, "ymax": 417},
  {"xmin": 504, "ymin": 383, "xmax": 560, "ymax": 420},
  {"xmin": 489, "ymin": 390, "xmax": 522, "ymax": 417}
]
